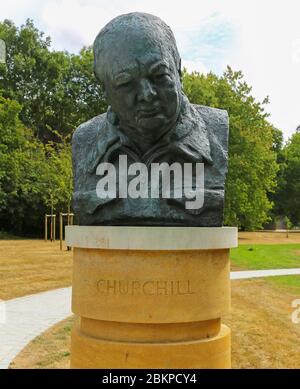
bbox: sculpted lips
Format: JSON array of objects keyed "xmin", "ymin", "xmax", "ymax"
[{"xmin": 137, "ymin": 105, "xmax": 161, "ymax": 118}]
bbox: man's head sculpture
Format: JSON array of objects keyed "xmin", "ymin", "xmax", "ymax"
[
  {"xmin": 93, "ymin": 13, "xmax": 182, "ymax": 151},
  {"xmin": 72, "ymin": 12, "xmax": 229, "ymax": 226}
]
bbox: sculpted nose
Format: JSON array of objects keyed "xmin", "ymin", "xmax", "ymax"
[{"xmin": 137, "ymin": 79, "xmax": 157, "ymax": 102}]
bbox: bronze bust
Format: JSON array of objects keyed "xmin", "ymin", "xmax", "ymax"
[{"xmin": 72, "ymin": 12, "xmax": 229, "ymax": 226}]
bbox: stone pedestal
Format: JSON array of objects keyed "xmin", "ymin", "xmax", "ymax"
[{"xmin": 66, "ymin": 226, "xmax": 237, "ymax": 369}]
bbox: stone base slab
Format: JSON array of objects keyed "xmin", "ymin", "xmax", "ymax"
[
  {"xmin": 80, "ymin": 317, "xmax": 221, "ymax": 342},
  {"xmin": 71, "ymin": 321, "xmax": 231, "ymax": 369}
]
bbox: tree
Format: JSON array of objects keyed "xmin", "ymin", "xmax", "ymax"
[
  {"xmin": 275, "ymin": 132, "xmax": 300, "ymax": 226},
  {"xmin": 0, "ymin": 19, "xmax": 107, "ymax": 141},
  {"xmin": 0, "ymin": 96, "xmax": 46, "ymax": 234},
  {"xmin": 183, "ymin": 67, "xmax": 279, "ymax": 230},
  {"xmin": 284, "ymin": 216, "xmax": 293, "ymax": 238},
  {"xmin": 0, "ymin": 97, "xmax": 73, "ymax": 235},
  {"xmin": 40, "ymin": 129, "xmax": 73, "ymax": 216}
]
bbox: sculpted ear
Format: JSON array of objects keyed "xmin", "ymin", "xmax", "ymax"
[
  {"xmin": 93, "ymin": 65, "xmax": 109, "ymax": 101},
  {"xmin": 178, "ymin": 58, "xmax": 182, "ymax": 83},
  {"xmin": 103, "ymin": 87, "xmax": 108, "ymax": 101},
  {"xmin": 101, "ymin": 82, "xmax": 110, "ymax": 105}
]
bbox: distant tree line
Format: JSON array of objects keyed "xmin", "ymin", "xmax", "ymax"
[{"xmin": 0, "ymin": 19, "xmax": 299, "ymax": 235}]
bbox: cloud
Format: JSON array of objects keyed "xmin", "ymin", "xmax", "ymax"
[
  {"xmin": 182, "ymin": 59, "xmax": 208, "ymax": 74},
  {"xmin": 41, "ymin": 0, "xmax": 113, "ymax": 51},
  {"xmin": 40, "ymin": 0, "xmax": 237, "ymax": 75},
  {"xmin": 225, "ymin": 0, "xmax": 300, "ymax": 139},
  {"xmin": 1, "ymin": 0, "xmax": 44, "ymax": 27},
  {"xmin": 177, "ymin": 16, "xmax": 237, "ymax": 75}
]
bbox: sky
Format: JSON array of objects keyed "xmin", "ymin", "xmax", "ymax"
[{"xmin": 1, "ymin": 0, "xmax": 300, "ymax": 139}]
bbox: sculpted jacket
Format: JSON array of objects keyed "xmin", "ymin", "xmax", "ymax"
[{"xmin": 72, "ymin": 94, "xmax": 229, "ymax": 226}]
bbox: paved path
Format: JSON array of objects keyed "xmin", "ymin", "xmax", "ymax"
[
  {"xmin": 0, "ymin": 288, "xmax": 71, "ymax": 369},
  {"xmin": 231, "ymin": 268, "xmax": 300, "ymax": 279},
  {"xmin": 1, "ymin": 268, "xmax": 300, "ymax": 369}
]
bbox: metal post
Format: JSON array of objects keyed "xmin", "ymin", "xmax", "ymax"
[
  {"xmin": 45, "ymin": 215, "xmax": 47, "ymax": 241},
  {"xmin": 53, "ymin": 215, "xmax": 56, "ymax": 242},
  {"xmin": 50, "ymin": 215, "xmax": 53, "ymax": 242},
  {"xmin": 60, "ymin": 213, "xmax": 63, "ymax": 250}
]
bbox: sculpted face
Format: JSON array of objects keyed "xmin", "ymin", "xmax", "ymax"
[{"xmin": 104, "ymin": 51, "xmax": 182, "ymax": 140}]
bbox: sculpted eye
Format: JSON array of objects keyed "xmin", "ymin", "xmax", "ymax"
[
  {"xmin": 153, "ymin": 73, "xmax": 170, "ymax": 82},
  {"xmin": 117, "ymin": 80, "xmax": 133, "ymax": 89}
]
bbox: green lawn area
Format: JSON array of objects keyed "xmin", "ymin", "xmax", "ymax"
[
  {"xmin": 230, "ymin": 244, "xmax": 300, "ymax": 270},
  {"xmin": 267, "ymin": 275, "xmax": 300, "ymax": 295},
  {"xmin": 230, "ymin": 244, "xmax": 300, "ymax": 294}
]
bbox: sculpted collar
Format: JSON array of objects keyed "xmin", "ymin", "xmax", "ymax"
[{"xmin": 89, "ymin": 94, "xmax": 212, "ymax": 173}]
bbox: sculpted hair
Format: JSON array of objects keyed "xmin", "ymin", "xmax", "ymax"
[{"xmin": 93, "ymin": 12, "xmax": 182, "ymax": 86}]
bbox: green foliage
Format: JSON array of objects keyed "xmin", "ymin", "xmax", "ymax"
[
  {"xmin": 0, "ymin": 97, "xmax": 72, "ymax": 235},
  {"xmin": 41, "ymin": 129, "xmax": 73, "ymax": 214},
  {"xmin": 0, "ymin": 19, "xmax": 99, "ymax": 234},
  {"xmin": 0, "ymin": 96, "xmax": 45, "ymax": 233},
  {"xmin": 183, "ymin": 67, "xmax": 279, "ymax": 230},
  {"xmin": 284, "ymin": 216, "xmax": 293, "ymax": 230},
  {"xmin": 275, "ymin": 133, "xmax": 300, "ymax": 226},
  {"xmin": 0, "ymin": 19, "xmax": 107, "ymax": 141}
]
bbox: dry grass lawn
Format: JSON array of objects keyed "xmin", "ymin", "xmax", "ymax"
[
  {"xmin": 238, "ymin": 231, "xmax": 300, "ymax": 244},
  {"xmin": 227, "ymin": 278, "xmax": 300, "ymax": 368},
  {"xmin": 10, "ymin": 277, "xmax": 300, "ymax": 369},
  {"xmin": 0, "ymin": 240, "xmax": 72, "ymax": 300}
]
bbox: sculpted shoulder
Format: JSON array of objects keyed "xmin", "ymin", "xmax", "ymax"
[
  {"xmin": 192, "ymin": 104, "xmax": 229, "ymax": 153},
  {"xmin": 72, "ymin": 113, "xmax": 107, "ymax": 190},
  {"xmin": 72, "ymin": 113, "xmax": 107, "ymax": 150},
  {"xmin": 193, "ymin": 104, "xmax": 229, "ymax": 131},
  {"xmin": 191, "ymin": 103, "xmax": 229, "ymax": 190}
]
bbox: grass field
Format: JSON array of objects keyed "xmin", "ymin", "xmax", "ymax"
[
  {"xmin": 230, "ymin": 244, "xmax": 300, "ymax": 270},
  {"xmin": 0, "ymin": 240, "xmax": 72, "ymax": 300},
  {"xmin": 238, "ymin": 231, "xmax": 300, "ymax": 244},
  {"xmin": 267, "ymin": 275, "xmax": 300, "ymax": 295},
  {"xmin": 230, "ymin": 243, "xmax": 300, "ymax": 294},
  {"xmin": 10, "ymin": 277, "xmax": 300, "ymax": 369},
  {"xmin": 230, "ymin": 235, "xmax": 300, "ymax": 294}
]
